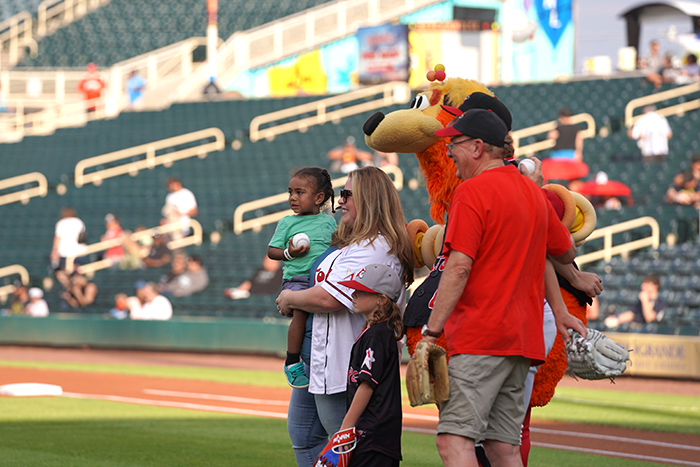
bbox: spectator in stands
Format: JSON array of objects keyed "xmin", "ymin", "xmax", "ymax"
[
  {"xmin": 604, "ymin": 274, "xmax": 665, "ymax": 328},
  {"xmin": 203, "ymin": 78, "xmax": 221, "ymax": 99},
  {"xmin": 160, "ymin": 255, "xmax": 209, "ymax": 297},
  {"xmin": 24, "ymin": 288, "xmax": 49, "ymax": 317},
  {"xmin": 109, "ymin": 293, "xmax": 130, "ymax": 320},
  {"xmin": 160, "ymin": 251, "xmax": 187, "ymax": 289},
  {"xmin": 60, "ymin": 271, "xmax": 98, "ymax": 309},
  {"xmin": 77, "ymin": 62, "xmax": 106, "ymax": 113},
  {"xmin": 1, "ymin": 284, "xmax": 29, "ymax": 316},
  {"xmin": 50, "ymin": 207, "xmax": 87, "ymax": 284},
  {"xmin": 627, "ymin": 105, "xmax": 672, "ymax": 163},
  {"xmin": 141, "ymin": 232, "xmax": 172, "ymax": 268},
  {"xmin": 638, "ymin": 39, "xmax": 662, "ymax": 72},
  {"xmin": 120, "ymin": 226, "xmax": 152, "ymax": 269},
  {"xmin": 679, "ymin": 53, "xmax": 700, "ymax": 83},
  {"xmin": 162, "ymin": 177, "xmax": 198, "ymax": 239},
  {"xmin": 547, "ymin": 107, "xmax": 583, "ymax": 161},
  {"xmin": 665, "ymin": 170, "xmax": 700, "ymax": 208},
  {"xmin": 326, "ymin": 136, "xmax": 372, "ymax": 174},
  {"xmin": 646, "ymin": 53, "xmax": 682, "ymax": 89},
  {"xmin": 102, "ymin": 213, "xmax": 125, "ymax": 266},
  {"xmin": 129, "ymin": 282, "xmax": 173, "ymax": 320},
  {"xmin": 224, "ymin": 256, "xmax": 283, "ymax": 300},
  {"xmin": 691, "ymin": 154, "xmax": 700, "ymax": 185},
  {"xmin": 372, "ymin": 149, "xmax": 399, "ymax": 167},
  {"xmin": 126, "ymin": 71, "xmax": 146, "ymax": 107}
]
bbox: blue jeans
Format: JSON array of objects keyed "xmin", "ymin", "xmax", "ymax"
[
  {"xmin": 288, "ymin": 363, "xmax": 327, "ymax": 466},
  {"xmin": 314, "ymin": 391, "xmax": 347, "ymax": 436}
]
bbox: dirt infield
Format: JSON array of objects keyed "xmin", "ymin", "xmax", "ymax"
[{"xmin": 1, "ymin": 346, "xmax": 700, "ymax": 465}]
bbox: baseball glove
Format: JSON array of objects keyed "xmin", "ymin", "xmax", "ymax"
[
  {"xmin": 405, "ymin": 340, "xmax": 449, "ymax": 407},
  {"xmin": 314, "ymin": 427, "xmax": 359, "ymax": 467},
  {"xmin": 566, "ymin": 328, "xmax": 630, "ymax": 381}
]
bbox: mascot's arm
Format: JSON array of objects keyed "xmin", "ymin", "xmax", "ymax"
[
  {"xmin": 550, "ymin": 260, "xmax": 604, "ymax": 298},
  {"xmin": 545, "ymin": 260, "xmax": 586, "ymax": 342}
]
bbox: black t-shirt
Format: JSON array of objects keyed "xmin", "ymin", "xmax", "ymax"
[
  {"xmin": 630, "ymin": 297, "xmax": 666, "ymax": 324},
  {"xmin": 148, "ymin": 243, "xmax": 170, "ymax": 261},
  {"xmin": 552, "ymin": 123, "xmax": 580, "ymax": 151},
  {"xmin": 347, "ymin": 321, "xmax": 402, "ymax": 460}
]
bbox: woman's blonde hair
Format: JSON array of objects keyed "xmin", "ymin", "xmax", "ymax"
[
  {"xmin": 365, "ymin": 296, "xmax": 404, "ymax": 341},
  {"xmin": 332, "ymin": 167, "xmax": 414, "ymax": 287}
]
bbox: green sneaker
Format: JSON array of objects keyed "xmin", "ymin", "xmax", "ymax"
[{"xmin": 284, "ymin": 362, "xmax": 309, "ymax": 389}]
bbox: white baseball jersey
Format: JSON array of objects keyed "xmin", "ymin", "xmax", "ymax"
[
  {"xmin": 631, "ymin": 112, "xmax": 671, "ymax": 157},
  {"xmin": 309, "ymin": 234, "xmax": 405, "ymax": 395}
]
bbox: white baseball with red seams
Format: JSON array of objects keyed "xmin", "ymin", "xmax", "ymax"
[
  {"xmin": 519, "ymin": 158, "xmax": 536, "ymax": 175},
  {"xmin": 292, "ymin": 233, "xmax": 310, "ymax": 248}
]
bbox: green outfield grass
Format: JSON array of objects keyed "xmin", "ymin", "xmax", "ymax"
[{"xmin": 1, "ymin": 361, "xmax": 697, "ymax": 466}]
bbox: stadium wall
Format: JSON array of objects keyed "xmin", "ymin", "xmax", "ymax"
[
  {"xmin": 1, "ymin": 318, "xmax": 699, "ymax": 379},
  {"xmin": 0, "ymin": 316, "xmax": 288, "ymax": 356}
]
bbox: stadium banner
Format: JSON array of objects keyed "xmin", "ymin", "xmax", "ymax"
[
  {"xmin": 357, "ymin": 24, "xmax": 409, "ymax": 85},
  {"xmin": 607, "ymin": 332, "xmax": 700, "ymax": 379}
]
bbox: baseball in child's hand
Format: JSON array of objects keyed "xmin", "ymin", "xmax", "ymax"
[{"xmin": 292, "ymin": 233, "xmax": 310, "ymax": 248}]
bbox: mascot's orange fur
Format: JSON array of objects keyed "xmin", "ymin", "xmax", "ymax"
[{"xmin": 363, "ymin": 70, "xmax": 590, "ymax": 410}]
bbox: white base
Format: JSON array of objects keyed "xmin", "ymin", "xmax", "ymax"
[{"xmin": 0, "ymin": 383, "xmax": 63, "ymax": 397}]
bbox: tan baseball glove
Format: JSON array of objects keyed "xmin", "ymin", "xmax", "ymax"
[{"xmin": 405, "ymin": 341, "xmax": 449, "ymax": 407}]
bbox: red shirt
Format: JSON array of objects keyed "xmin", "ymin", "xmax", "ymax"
[
  {"xmin": 77, "ymin": 73, "xmax": 106, "ymax": 100},
  {"xmin": 442, "ymin": 165, "xmax": 571, "ymax": 364}
]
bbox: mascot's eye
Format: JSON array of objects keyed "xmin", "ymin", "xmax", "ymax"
[{"xmin": 409, "ymin": 95, "xmax": 430, "ymax": 111}]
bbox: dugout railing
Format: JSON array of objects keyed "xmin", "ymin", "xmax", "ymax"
[{"xmin": 232, "ymin": 165, "xmax": 404, "ymax": 235}]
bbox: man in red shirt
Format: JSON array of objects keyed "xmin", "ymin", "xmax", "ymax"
[
  {"xmin": 77, "ymin": 62, "xmax": 106, "ymax": 112},
  {"xmin": 420, "ymin": 109, "xmax": 579, "ymax": 467}
]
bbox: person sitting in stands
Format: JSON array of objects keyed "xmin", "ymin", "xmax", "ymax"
[
  {"xmin": 160, "ymin": 255, "xmax": 209, "ymax": 297},
  {"xmin": 665, "ymin": 170, "xmax": 700, "ymax": 208},
  {"xmin": 159, "ymin": 252, "xmax": 187, "ymax": 289},
  {"xmin": 24, "ymin": 288, "xmax": 49, "ymax": 317},
  {"xmin": 224, "ymin": 256, "xmax": 283, "ymax": 300},
  {"xmin": 326, "ymin": 136, "xmax": 372, "ymax": 174},
  {"xmin": 102, "ymin": 213, "xmax": 125, "ymax": 266},
  {"xmin": 604, "ymin": 274, "xmax": 665, "ymax": 328},
  {"xmin": 129, "ymin": 282, "xmax": 173, "ymax": 320},
  {"xmin": 547, "ymin": 107, "xmax": 583, "ymax": 161},
  {"xmin": 60, "ymin": 272, "xmax": 98, "ymax": 309}
]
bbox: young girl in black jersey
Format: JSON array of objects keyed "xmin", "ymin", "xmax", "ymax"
[{"xmin": 336, "ymin": 263, "xmax": 404, "ymax": 467}]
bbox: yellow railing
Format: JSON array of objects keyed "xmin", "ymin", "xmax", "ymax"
[
  {"xmin": 249, "ymin": 81, "xmax": 412, "ymax": 143},
  {"xmin": 65, "ymin": 219, "xmax": 203, "ymax": 275},
  {"xmin": 74, "ymin": 128, "xmax": 225, "ymax": 188},
  {"xmin": 624, "ymin": 82, "xmax": 700, "ymax": 128},
  {"xmin": 0, "ymin": 11, "xmax": 36, "ymax": 68},
  {"xmin": 576, "ymin": 216, "xmax": 660, "ymax": 266},
  {"xmin": 233, "ymin": 165, "xmax": 404, "ymax": 235},
  {"xmin": 172, "ymin": 0, "xmax": 442, "ymax": 101},
  {"xmin": 37, "ymin": 0, "xmax": 110, "ymax": 37},
  {"xmin": 512, "ymin": 113, "xmax": 596, "ymax": 157},
  {"xmin": 0, "ymin": 172, "xmax": 48, "ymax": 207},
  {"xmin": 0, "ymin": 264, "xmax": 30, "ymax": 302}
]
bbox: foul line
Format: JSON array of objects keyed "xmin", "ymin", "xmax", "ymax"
[
  {"xmin": 532, "ymin": 427, "xmax": 700, "ymax": 452},
  {"xmin": 143, "ymin": 389, "xmax": 290, "ymax": 406},
  {"xmin": 533, "ymin": 442, "xmax": 700, "ymax": 467}
]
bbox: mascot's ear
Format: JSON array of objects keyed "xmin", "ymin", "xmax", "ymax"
[
  {"xmin": 407, "ymin": 219, "xmax": 429, "ymax": 268},
  {"xmin": 569, "ymin": 191, "xmax": 597, "ymax": 247},
  {"xmin": 543, "ymin": 184, "xmax": 576, "ymax": 230}
]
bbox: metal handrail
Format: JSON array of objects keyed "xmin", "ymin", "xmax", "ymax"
[
  {"xmin": 576, "ymin": 216, "xmax": 660, "ymax": 266},
  {"xmin": 233, "ymin": 165, "xmax": 404, "ymax": 234},
  {"xmin": 171, "ymin": 0, "xmax": 441, "ymax": 101},
  {"xmin": 37, "ymin": 0, "xmax": 110, "ymax": 37},
  {"xmin": 0, "ymin": 172, "xmax": 48, "ymax": 207},
  {"xmin": 512, "ymin": 113, "xmax": 596, "ymax": 157},
  {"xmin": 624, "ymin": 82, "xmax": 700, "ymax": 128},
  {"xmin": 74, "ymin": 128, "xmax": 225, "ymax": 188},
  {"xmin": 0, "ymin": 264, "xmax": 30, "ymax": 302},
  {"xmin": 249, "ymin": 81, "xmax": 412, "ymax": 142},
  {"xmin": 65, "ymin": 219, "xmax": 203, "ymax": 275}
]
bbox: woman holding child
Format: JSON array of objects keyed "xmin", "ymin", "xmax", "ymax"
[{"xmin": 276, "ymin": 166, "xmax": 413, "ymax": 466}]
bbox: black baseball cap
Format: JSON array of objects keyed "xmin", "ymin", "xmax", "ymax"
[
  {"xmin": 441, "ymin": 92, "xmax": 512, "ymax": 131},
  {"xmin": 435, "ymin": 109, "xmax": 508, "ymax": 147}
]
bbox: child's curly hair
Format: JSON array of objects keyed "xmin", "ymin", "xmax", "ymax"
[{"xmin": 365, "ymin": 296, "xmax": 404, "ymax": 341}]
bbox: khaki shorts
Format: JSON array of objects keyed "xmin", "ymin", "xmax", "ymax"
[{"xmin": 437, "ymin": 354, "xmax": 530, "ymax": 445}]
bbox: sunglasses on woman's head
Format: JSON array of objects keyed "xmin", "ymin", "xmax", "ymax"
[{"xmin": 339, "ymin": 189, "xmax": 352, "ymax": 200}]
